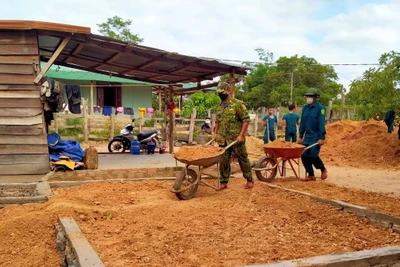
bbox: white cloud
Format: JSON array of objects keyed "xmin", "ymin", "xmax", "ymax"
[{"xmin": 2, "ymin": 0, "xmax": 400, "ymax": 88}]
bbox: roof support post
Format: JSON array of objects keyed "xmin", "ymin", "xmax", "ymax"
[
  {"xmin": 90, "ymin": 80, "xmax": 94, "ymax": 115},
  {"xmin": 34, "ymin": 36, "xmax": 71, "ymax": 84},
  {"xmin": 168, "ymin": 84, "xmax": 174, "ymax": 154},
  {"xmin": 158, "ymin": 89, "xmax": 162, "ymax": 113},
  {"xmin": 230, "ymin": 69, "xmax": 235, "ymax": 99}
]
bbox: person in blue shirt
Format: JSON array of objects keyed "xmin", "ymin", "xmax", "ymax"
[
  {"xmin": 262, "ymin": 107, "xmax": 277, "ymax": 144},
  {"xmin": 282, "ymin": 104, "xmax": 300, "ymax": 143},
  {"xmin": 299, "ymin": 88, "xmax": 328, "ymax": 182}
]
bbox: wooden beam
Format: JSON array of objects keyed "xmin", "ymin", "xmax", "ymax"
[
  {"xmin": 92, "ymin": 52, "xmax": 123, "ymax": 69},
  {"xmin": 34, "ymin": 36, "xmax": 70, "ymax": 84},
  {"xmin": 85, "ymin": 38, "xmax": 247, "ymax": 75},
  {"xmin": 158, "ymin": 89, "xmax": 162, "ymax": 113},
  {"xmin": 90, "ymin": 80, "xmax": 94, "ymax": 115},
  {"xmin": 230, "ymin": 69, "xmax": 235, "ymax": 99},
  {"xmin": 168, "ymin": 84, "xmax": 174, "ymax": 154},
  {"xmin": 72, "ymin": 43, "xmax": 85, "ymax": 56}
]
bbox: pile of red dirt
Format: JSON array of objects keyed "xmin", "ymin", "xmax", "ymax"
[
  {"xmin": 174, "ymin": 146, "xmax": 224, "ymax": 161},
  {"xmin": 265, "ymin": 140, "xmax": 304, "ymax": 148},
  {"xmin": 321, "ymin": 120, "xmax": 400, "ymax": 170},
  {"xmin": 245, "ymin": 136, "xmax": 265, "ymax": 160}
]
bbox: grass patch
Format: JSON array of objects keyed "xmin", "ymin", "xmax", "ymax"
[
  {"xmin": 58, "ymin": 128, "xmax": 83, "ymax": 136},
  {"xmin": 66, "ymin": 118, "xmax": 83, "ymax": 125}
]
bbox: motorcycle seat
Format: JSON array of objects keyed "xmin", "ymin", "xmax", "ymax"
[{"xmin": 137, "ymin": 130, "xmax": 158, "ymax": 142}]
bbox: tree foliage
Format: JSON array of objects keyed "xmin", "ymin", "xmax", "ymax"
[
  {"xmin": 241, "ymin": 48, "xmax": 343, "ymax": 109},
  {"xmin": 347, "ymin": 51, "xmax": 400, "ymax": 119},
  {"xmin": 97, "ymin": 16, "xmax": 143, "ymax": 44},
  {"xmin": 181, "ymin": 91, "xmax": 220, "ymax": 118}
]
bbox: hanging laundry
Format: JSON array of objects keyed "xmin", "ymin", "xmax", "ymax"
[
  {"xmin": 146, "ymin": 107, "xmax": 154, "ymax": 117},
  {"xmin": 103, "ymin": 106, "xmax": 112, "ymax": 116},
  {"xmin": 93, "ymin": 105, "xmax": 102, "ymax": 113},
  {"xmin": 384, "ymin": 110, "xmax": 395, "ymax": 133},
  {"xmin": 66, "ymin": 85, "xmax": 81, "ymax": 114},
  {"xmin": 123, "ymin": 107, "xmax": 134, "ymax": 115},
  {"xmin": 117, "ymin": 107, "xmax": 124, "ymax": 114}
]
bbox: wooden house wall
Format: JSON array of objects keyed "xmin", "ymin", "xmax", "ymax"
[{"xmin": 0, "ymin": 30, "xmax": 49, "ymax": 175}]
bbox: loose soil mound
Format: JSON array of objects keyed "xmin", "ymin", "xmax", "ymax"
[
  {"xmin": 265, "ymin": 140, "xmax": 305, "ymax": 148},
  {"xmin": 274, "ymin": 180, "xmax": 400, "ymax": 216},
  {"xmin": 245, "ymin": 136, "xmax": 265, "ymax": 160},
  {"xmin": 321, "ymin": 120, "xmax": 400, "ymax": 170},
  {"xmin": 1, "ymin": 180, "xmax": 399, "ymax": 267},
  {"xmin": 174, "ymin": 146, "xmax": 224, "ymax": 161}
]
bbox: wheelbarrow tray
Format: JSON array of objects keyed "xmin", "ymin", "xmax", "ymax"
[
  {"xmin": 264, "ymin": 146, "xmax": 305, "ymax": 159},
  {"xmin": 174, "ymin": 153, "xmax": 224, "ymax": 167}
]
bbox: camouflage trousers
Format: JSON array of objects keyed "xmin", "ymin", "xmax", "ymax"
[{"xmin": 219, "ymin": 142, "xmax": 253, "ymax": 183}]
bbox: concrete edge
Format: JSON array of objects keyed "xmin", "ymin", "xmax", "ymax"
[
  {"xmin": 49, "ymin": 177, "xmax": 177, "ymax": 188},
  {"xmin": 0, "ymin": 183, "xmax": 37, "ymax": 189},
  {"xmin": 35, "ymin": 182, "xmax": 54, "ymax": 197},
  {"xmin": 0, "ymin": 196, "xmax": 47, "ymax": 204},
  {"xmin": 58, "ymin": 217, "xmax": 105, "ymax": 267},
  {"xmin": 245, "ymin": 246, "xmax": 400, "ymax": 266},
  {"xmin": 265, "ymin": 184, "xmax": 400, "ymax": 233}
]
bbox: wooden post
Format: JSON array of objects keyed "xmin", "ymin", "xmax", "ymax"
[
  {"xmin": 254, "ymin": 112, "xmax": 258, "ymax": 137},
  {"xmin": 188, "ymin": 108, "xmax": 197, "ymax": 145},
  {"xmin": 327, "ymin": 100, "xmax": 332, "ymax": 124},
  {"xmin": 230, "ymin": 70, "xmax": 235, "ymax": 98},
  {"xmin": 54, "ymin": 113, "xmax": 58, "ymax": 134},
  {"xmin": 139, "ymin": 117, "xmax": 142, "ymax": 132},
  {"xmin": 347, "ymin": 109, "xmax": 351, "ymax": 120},
  {"xmin": 82, "ymin": 98, "xmax": 89, "ymax": 143},
  {"xmin": 110, "ymin": 107, "xmax": 115, "ymax": 140},
  {"xmin": 158, "ymin": 89, "xmax": 162, "ymax": 113},
  {"xmin": 211, "ymin": 114, "xmax": 216, "ymax": 137},
  {"xmin": 90, "ymin": 80, "xmax": 94, "ymax": 115},
  {"xmin": 180, "ymin": 95, "xmax": 183, "ymax": 110},
  {"xmin": 207, "ymin": 109, "xmax": 211, "ymax": 118},
  {"xmin": 340, "ymin": 92, "xmax": 345, "ymax": 120},
  {"xmin": 164, "ymin": 86, "xmax": 168, "ymax": 142},
  {"xmin": 168, "ymin": 84, "xmax": 174, "ymax": 153}
]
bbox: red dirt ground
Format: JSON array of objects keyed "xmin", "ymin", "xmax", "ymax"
[{"xmin": 1, "ymin": 179, "xmax": 400, "ymax": 267}]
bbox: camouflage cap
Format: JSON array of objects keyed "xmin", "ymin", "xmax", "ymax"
[{"xmin": 216, "ymin": 82, "xmax": 230, "ymax": 93}]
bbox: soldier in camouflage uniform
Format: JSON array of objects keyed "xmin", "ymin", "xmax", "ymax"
[{"xmin": 214, "ymin": 82, "xmax": 254, "ymax": 190}]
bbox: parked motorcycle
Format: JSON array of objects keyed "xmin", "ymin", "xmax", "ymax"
[{"xmin": 108, "ymin": 120, "xmax": 161, "ymax": 153}]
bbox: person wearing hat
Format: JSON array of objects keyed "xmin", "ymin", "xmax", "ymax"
[
  {"xmin": 214, "ymin": 82, "xmax": 254, "ymax": 190},
  {"xmin": 298, "ymin": 88, "xmax": 328, "ymax": 181}
]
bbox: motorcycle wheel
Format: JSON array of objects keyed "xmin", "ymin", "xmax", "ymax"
[{"xmin": 108, "ymin": 139, "xmax": 126, "ymax": 153}]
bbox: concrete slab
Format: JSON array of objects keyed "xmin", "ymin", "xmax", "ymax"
[
  {"xmin": 58, "ymin": 217, "xmax": 105, "ymax": 267},
  {"xmin": 98, "ymin": 153, "xmax": 184, "ymax": 170},
  {"xmin": 246, "ymin": 246, "xmax": 400, "ymax": 267},
  {"xmin": 0, "ymin": 175, "xmax": 44, "ymax": 183}
]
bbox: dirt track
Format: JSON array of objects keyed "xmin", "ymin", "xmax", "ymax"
[{"xmin": 1, "ymin": 179, "xmax": 400, "ymax": 267}]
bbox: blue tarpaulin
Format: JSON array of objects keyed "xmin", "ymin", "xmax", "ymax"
[{"xmin": 47, "ymin": 132, "xmax": 84, "ymax": 162}]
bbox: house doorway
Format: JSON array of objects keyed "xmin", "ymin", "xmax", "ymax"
[
  {"xmin": 104, "ymin": 88, "xmax": 115, "ymax": 107},
  {"xmin": 96, "ymin": 83, "xmax": 122, "ymax": 107}
]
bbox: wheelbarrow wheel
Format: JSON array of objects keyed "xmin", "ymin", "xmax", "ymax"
[
  {"xmin": 255, "ymin": 156, "xmax": 277, "ymax": 182},
  {"xmin": 173, "ymin": 169, "xmax": 199, "ymax": 200}
]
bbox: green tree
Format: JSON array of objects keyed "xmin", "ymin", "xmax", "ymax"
[
  {"xmin": 97, "ymin": 16, "xmax": 143, "ymax": 44},
  {"xmin": 347, "ymin": 51, "xmax": 400, "ymax": 119},
  {"xmin": 181, "ymin": 91, "xmax": 220, "ymax": 118},
  {"xmin": 241, "ymin": 49, "xmax": 343, "ymax": 109}
]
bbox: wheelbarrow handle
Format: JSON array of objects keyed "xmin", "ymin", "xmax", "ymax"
[
  {"xmin": 224, "ymin": 140, "xmax": 238, "ymax": 151},
  {"xmin": 205, "ymin": 139, "xmax": 215, "ymax": 146},
  {"xmin": 205, "ymin": 139, "xmax": 238, "ymax": 151},
  {"xmin": 301, "ymin": 142, "xmax": 319, "ymax": 155}
]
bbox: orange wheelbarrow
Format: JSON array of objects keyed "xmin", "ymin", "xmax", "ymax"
[{"xmin": 253, "ymin": 143, "xmax": 318, "ymax": 182}]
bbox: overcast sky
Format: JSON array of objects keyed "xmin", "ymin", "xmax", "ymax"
[{"xmin": 3, "ymin": 0, "xmax": 399, "ymax": 89}]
